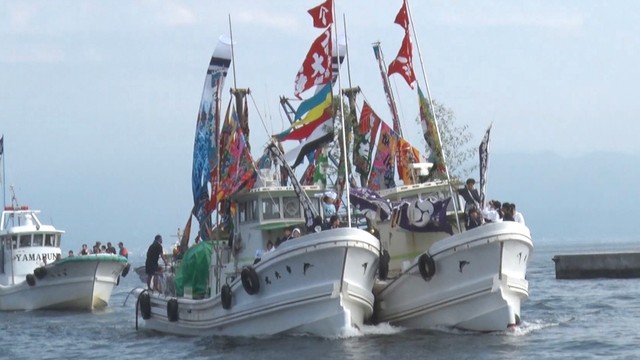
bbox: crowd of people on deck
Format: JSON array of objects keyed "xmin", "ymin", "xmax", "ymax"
[
  {"xmin": 70, "ymin": 241, "xmax": 129, "ymax": 257},
  {"xmin": 458, "ymin": 178, "xmax": 526, "ymax": 230}
]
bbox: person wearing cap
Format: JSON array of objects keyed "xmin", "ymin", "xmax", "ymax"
[
  {"xmin": 145, "ymin": 234, "xmax": 168, "ymax": 291},
  {"xmin": 322, "ymin": 191, "xmax": 337, "ymax": 219},
  {"xmin": 291, "ymin": 228, "xmax": 302, "ymax": 239}
]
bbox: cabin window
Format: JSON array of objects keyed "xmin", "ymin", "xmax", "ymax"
[
  {"xmin": 11, "ymin": 236, "xmax": 17, "ymax": 249},
  {"xmin": 247, "ymin": 200, "xmax": 257, "ymax": 221},
  {"xmin": 262, "ymin": 198, "xmax": 281, "ymax": 220},
  {"xmin": 312, "ymin": 198, "xmax": 321, "ymax": 214},
  {"xmin": 19, "ymin": 235, "xmax": 31, "ymax": 248},
  {"xmin": 239, "ymin": 202, "xmax": 247, "ymax": 223},
  {"xmin": 45, "ymin": 234, "xmax": 56, "ymax": 247},
  {"xmin": 33, "ymin": 234, "xmax": 43, "ymax": 247},
  {"xmin": 283, "ymin": 197, "xmax": 301, "ymax": 218}
]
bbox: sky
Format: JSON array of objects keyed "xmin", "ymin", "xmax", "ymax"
[{"xmin": 1, "ymin": 1, "xmax": 639, "ymax": 255}]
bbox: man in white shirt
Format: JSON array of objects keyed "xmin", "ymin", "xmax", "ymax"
[
  {"xmin": 482, "ymin": 200, "xmax": 502, "ymax": 223},
  {"xmin": 513, "ymin": 203, "xmax": 526, "ymax": 225}
]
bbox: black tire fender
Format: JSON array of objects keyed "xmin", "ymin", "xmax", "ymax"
[
  {"xmin": 241, "ymin": 266, "xmax": 260, "ymax": 295},
  {"xmin": 418, "ymin": 253, "xmax": 436, "ymax": 281},
  {"xmin": 34, "ymin": 267, "xmax": 47, "ymax": 280},
  {"xmin": 221, "ymin": 284, "xmax": 232, "ymax": 310},
  {"xmin": 26, "ymin": 274, "xmax": 36, "ymax": 287},
  {"xmin": 379, "ymin": 249, "xmax": 390, "ymax": 280},
  {"xmin": 122, "ymin": 263, "xmax": 131, "ymax": 277},
  {"xmin": 167, "ymin": 298, "xmax": 179, "ymax": 322},
  {"xmin": 139, "ymin": 292, "xmax": 152, "ymax": 320}
]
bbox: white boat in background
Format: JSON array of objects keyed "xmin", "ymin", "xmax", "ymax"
[{"xmin": 0, "ymin": 204, "xmax": 129, "ymax": 311}]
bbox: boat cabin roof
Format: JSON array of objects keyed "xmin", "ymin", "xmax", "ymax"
[{"xmin": 1, "ymin": 206, "xmax": 64, "ymax": 235}]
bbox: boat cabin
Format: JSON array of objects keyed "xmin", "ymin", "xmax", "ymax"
[
  {"xmin": 232, "ymin": 183, "xmax": 326, "ymax": 265},
  {"xmin": 0, "ymin": 206, "xmax": 64, "ymax": 285}
]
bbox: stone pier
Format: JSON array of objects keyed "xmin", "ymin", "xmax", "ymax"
[{"xmin": 552, "ymin": 252, "xmax": 640, "ymax": 279}]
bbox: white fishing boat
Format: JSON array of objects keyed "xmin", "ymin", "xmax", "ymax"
[
  {"xmin": 368, "ymin": 179, "xmax": 533, "ymax": 331},
  {"xmin": 134, "ymin": 174, "xmax": 380, "ymax": 337},
  {"xmin": 132, "ymin": 33, "xmax": 380, "ymax": 337},
  {"xmin": 0, "ymin": 204, "xmax": 129, "ymax": 311}
]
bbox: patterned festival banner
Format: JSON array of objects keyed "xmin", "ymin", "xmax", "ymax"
[
  {"xmin": 368, "ymin": 122, "xmax": 397, "ymax": 190},
  {"xmin": 191, "ymin": 36, "xmax": 232, "ymax": 239},
  {"xmin": 353, "ymin": 101, "xmax": 381, "ymax": 186}
]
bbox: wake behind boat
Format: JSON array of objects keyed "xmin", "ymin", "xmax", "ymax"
[{"xmin": 0, "ymin": 204, "xmax": 128, "ymax": 311}]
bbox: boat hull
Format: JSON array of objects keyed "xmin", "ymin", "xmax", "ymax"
[
  {"xmin": 135, "ymin": 228, "xmax": 380, "ymax": 337},
  {"xmin": 0, "ymin": 255, "xmax": 128, "ymax": 311},
  {"xmin": 374, "ymin": 222, "xmax": 533, "ymax": 331}
]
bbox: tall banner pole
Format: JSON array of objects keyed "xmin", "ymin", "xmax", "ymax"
[{"xmin": 405, "ymin": 0, "xmax": 461, "ymax": 232}]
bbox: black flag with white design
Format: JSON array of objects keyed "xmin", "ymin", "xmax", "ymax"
[{"xmin": 478, "ymin": 124, "xmax": 492, "ymax": 205}]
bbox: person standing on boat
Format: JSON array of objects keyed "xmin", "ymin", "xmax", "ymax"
[
  {"xmin": 106, "ymin": 242, "xmax": 117, "ymax": 254},
  {"xmin": 145, "ymin": 235, "xmax": 167, "ymax": 291},
  {"xmin": 322, "ymin": 191, "xmax": 337, "ymax": 218},
  {"xmin": 79, "ymin": 244, "xmax": 90, "ymax": 255},
  {"xmin": 118, "ymin": 242, "xmax": 129, "ymax": 258},
  {"xmin": 458, "ymin": 178, "xmax": 481, "ymax": 211}
]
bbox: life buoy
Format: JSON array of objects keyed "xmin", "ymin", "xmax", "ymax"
[
  {"xmin": 122, "ymin": 263, "xmax": 131, "ymax": 278},
  {"xmin": 379, "ymin": 249, "xmax": 390, "ymax": 280},
  {"xmin": 34, "ymin": 267, "xmax": 47, "ymax": 280},
  {"xmin": 221, "ymin": 284, "xmax": 232, "ymax": 310},
  {"xmin": 167, "ymin": 298, "xmax": 179, "ymax": 322},
  {"xmin": 26, "ymin": 274, "xmax": 36, "ymax": 287},
  {"xmin": 139, "ymin": 292, "xmax": 152, "ymax": 320},
  {"xmin": 241, "ymin": 266, "xmax": 260, "ymax": 295},
  {"xmin": 418, "ymin": 253, "xmax": 436, "ymax": 281},
  {"xmin": 284, "ymin": 199, "xmax": 299, "ymax": 217}
]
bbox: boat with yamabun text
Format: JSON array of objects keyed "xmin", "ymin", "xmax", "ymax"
[{"xmin": 0, "ymin": 204, "xmax": 129, "ymax": 311}]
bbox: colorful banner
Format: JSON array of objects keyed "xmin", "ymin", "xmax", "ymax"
[
  {"xmin": 368, "ymin": 122, "xmax": 396, "ymax": 190},
  {"xmin": 418, "ymin": 85, "xmax": 445, "ymax": 176},
  {"xmin": 294, "ymin": 28, "xmax": 332, "ymax": 98},
  {"xmin": 216, "ymin": 103, "xmax": 257, "ymax": 206},
  {"xmin": 353, "ymin": 101, "xmax": 381, "ymax": 186},
  {"xmin": 283, "ymin": 117, "xmax": 333, "ymax": 168},
  {"xmin": 397, "ymin": 136, "xmax": 421, "ymax": 184},
  {"xmin": 191, "ymin": 36, "xmax": 232, "ymax": 239},
  {"xmin": 388, "ymin": 1, "xmax": 415, "ymax": 89},
  {"xmin": 307, "ymin": 0, "xmax": 333, "ymax": 29}
]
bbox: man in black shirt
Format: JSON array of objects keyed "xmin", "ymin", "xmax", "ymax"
[
  {"xmin": 145, "ymin": 234, "xmax": 167, "ymax": 291},
  {"xmin": 458, "ymin": 178, "xmax": 481, "ymax": 211}
]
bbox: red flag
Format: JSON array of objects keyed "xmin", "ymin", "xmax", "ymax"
[
  {"xmin": 308, "ymin": 0, "xmax": 333, "ymax": 28},
  {"xmin": 294, "ymin": 28, "xmax": 332, "ymax": 98},
  {"xmin": 388, "ymin": 30, "xmax": 416, "ymax": 89},
  {"xmin": 394, "ymin": 0, "xmax": 409, "ymax": 31}
]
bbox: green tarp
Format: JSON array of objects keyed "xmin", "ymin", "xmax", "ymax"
[{"xmin": 174, "ymin": 240, "xmax": 212, "ymax": 298}]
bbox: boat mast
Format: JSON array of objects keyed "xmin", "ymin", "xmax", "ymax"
[
  {"xmin": 334, "ymin": 4, "xmax": 352, "ymax": 226},
  {"xmin": 372, "ymin": 43, "xmax": 403, "ymax": 137},
  {"xmin": 405, "ymin": 0, "xmax": 461, "ymax": 232}
]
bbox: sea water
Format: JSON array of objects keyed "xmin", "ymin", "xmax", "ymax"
[{"xmin": 1, "ymin": 238, "xmax": 639, "ymax": 360}]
